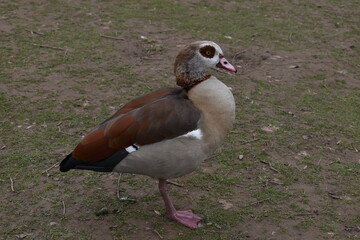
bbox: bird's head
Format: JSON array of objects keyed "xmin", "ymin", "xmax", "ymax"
[{"xmin": 174, "ymin": 41, "xmax": 236, "ymax": 88}]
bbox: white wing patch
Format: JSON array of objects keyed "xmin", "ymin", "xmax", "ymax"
[
  {"xmin": 125, "ymin": 145, "xmax": 138, "ymax": 153},
  {"xmin": 181, "ymin": 129, "xmax": 203, "ymax": 140}
]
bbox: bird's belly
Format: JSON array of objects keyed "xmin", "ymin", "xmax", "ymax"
[{"xmin": 113, "ymin": 137, "xmax": 209, "ymax": 179}]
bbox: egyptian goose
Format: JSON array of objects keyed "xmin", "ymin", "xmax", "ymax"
[{"xmin": 60, "ymin": 41, "xmax": 237, "ymax": 228}]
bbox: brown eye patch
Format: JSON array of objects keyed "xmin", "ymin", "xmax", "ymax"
[{"xmin": 199, "ymin": 45, "xmax": 216, "ymax": 58}]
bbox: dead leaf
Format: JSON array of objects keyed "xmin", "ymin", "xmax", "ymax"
[
  {"xmin": 327, "ymin": 190, "xmax": 342, "ymax": 199},
  {"xmin": 298, "ymin": 151, "xmax": 310, "ymax": 157},
  {"xmin": 270, "ymin": 178, "xmax": 283, "ymax": 185},
  {"xmin": 261, "ymin": 125, "xmax": 279, "ymax": 133},
  {"xmin": 218, "ymin": 199, "xmax": 233, "ymax": 210},
  {"xmin": 270, "ymin": 55, "xmax": 283, "ymax": 60},
  {"xmin": 336, "ymin": 70, "xmax": 347, "ymax": 75},
  {"xmin": 214, "ymin": 223, "xmax": 222, "ymax": 229},
  {"xmin": 49, "ymin": 222, "xmax": 58, "ymax": 227},
  {"xmin": 302, "ymin": 135, "xmax": 312, "ymax": 140},
  {"xmin": 16, "ymin": 233, "xmax": 33, "ymax": 239},
  {"xmin": 154, "ymin": 210, "xmax": 161, "ymax": 216},
  {"xmin": 83, "ymin": 100, "xmax": 90, "ymax": 107},
  {"xmin": 343, "ymin": 196, "xmax": 352, "ymax": 201},
  {"xmin": 289, "ymin": 65, "xmax": 300, "ymax": 69},
  {"xmin": 95, "ymin": 207, "xmax": 109, "ymax": 216}
]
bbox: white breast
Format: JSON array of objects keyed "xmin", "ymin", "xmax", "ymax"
[{"xmin": 188, "ymin": 76, "xmax": 236, "ymax": 150}]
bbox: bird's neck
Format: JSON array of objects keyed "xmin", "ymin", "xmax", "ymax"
[{"xmin": 176, "ymin": 71, "xmax": 211, "ymax": 89}]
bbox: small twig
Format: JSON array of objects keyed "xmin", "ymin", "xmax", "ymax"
[
  {"xmin": 100, "ymin": 35, "xmax": 124, "ymax": 41},
  {"xmin": 353, "ymin": 145, "xmax": 359, "ymax": 153},
  {"xmin": 116, "ymin": 173, "xmax": 122, "ymax": 201},
  {"xmin": 147, "ymin": 30, "xmax": 175, "ymax": 34},
  {"xmin": 59, "ymin": 131, "xmax": 75, "ymax": 136},
  {"xmin": 292, "ymin": 210, "xmax": 319, "ymax": 217},
  {"xmin": 153, "ymin": 229, "xmax": 163, "ymax": 239},
  {"xmin": 117, "ymin": 173, "xmax": 136, "ymax": 202},
  {"xmin": 57, "ymin": 122, "xmax": 63, "ymax": 132},
  {"xmin": 317, "ymin": 159, "xmax": 322, "ymax": 166},
  {"xmin": 248, "ymin": 197, "xmax": 270, "ymax": 206},
  {"xmin": 268, "ymin": 161, "xmax": 280, "ymax": 174},
  {"xmin": 260, "ymin": 160, "xmax": 268, "ymax": 164},
  {"xmin": 40, "ymin": 196, "xmax": 53, "ymax": 202},
  {"xmin": 62, "ymin": 200, "xmax": 66, "ymax": 214},
  {"xmin": 10, "ymin": 177, "xmax": 14, "ymax": 192},
  {"xmin": 28, "ymin": 30, "xmax": 44, "ymax": 36},
  {"xmin": 140, "ymin": 57, "xmax": 162, "ymax": 60},
  {"xmin": 327, "ymin": 191, "xmax": 341, "ymax": 199},
  {"xmin": 293, "ymin": 213, "xmax": 314, "ymax": 216},
  {"xmin": 288, "ymin": 33, "xmax": 293, "ymax": 44},
  {"xmin": 269, "ymin": 180, "xmax": 283, "ymax": 185},
  {"xmin": 260, "ymin": 160, "xmax": 280, "ymax": 173},
  {"xmin": 31, "ymin": 43, "xmax": 66, "ymax": 51},
  {"xmin": 42, "ymin": 163, "xmax": 60, "ymax": 176},
  {"xmin": 166, "ymin": 180, "xmax": 184, "ymax": 188},
  {"xmin": 241, "ymin": 138, "xmax": 260, "ymax": 145}
]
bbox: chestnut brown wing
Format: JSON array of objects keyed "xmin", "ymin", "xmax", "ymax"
[{"xmin": 72, "ymin": 88, "xmax": 201, "ymax": 163}]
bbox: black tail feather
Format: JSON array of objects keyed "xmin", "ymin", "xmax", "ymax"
[{"xmin": 60, "ymin": 149, "xmax": 129, "ymax": 173}]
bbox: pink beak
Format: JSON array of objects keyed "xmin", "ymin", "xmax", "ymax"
[{"xmin": 216, "ymin": 57, "xmax": 237, "ymax": 73}]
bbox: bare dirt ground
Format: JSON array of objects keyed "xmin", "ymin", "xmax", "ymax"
[{"xmin": 0, "ymin": 0, "xmax": 359, "ymax": 240}]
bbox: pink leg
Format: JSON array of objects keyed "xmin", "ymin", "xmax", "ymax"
[{"xmin": 158, "ymin": 179, "xmax": 202, "ymax": 228}]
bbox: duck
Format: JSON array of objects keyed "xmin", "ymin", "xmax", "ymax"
[{"xmin": 60, "ymin": 41, "xmax": 237, "ymax": 228}]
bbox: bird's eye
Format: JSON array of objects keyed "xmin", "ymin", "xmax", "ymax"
[{"xmin": 200, "ymin": 45, "xmax": 215, "ymax": 58}]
